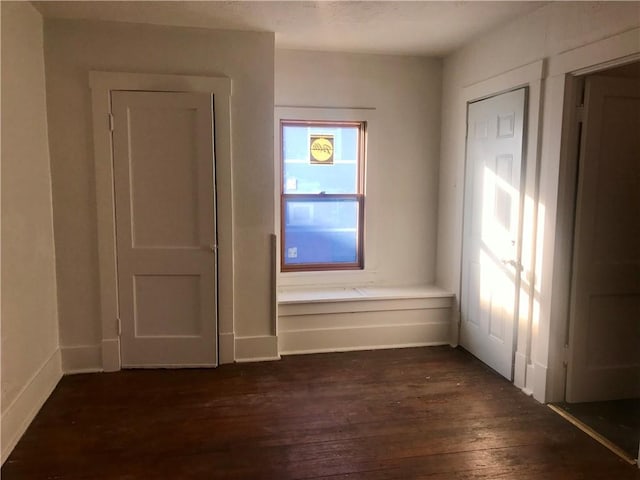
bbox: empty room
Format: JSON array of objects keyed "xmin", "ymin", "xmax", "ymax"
[{"xmin": 2, "ymin": 1, "xmax": 639, "ymax": 478}]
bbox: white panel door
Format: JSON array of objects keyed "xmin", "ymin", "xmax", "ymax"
[
  {"xmin": 566, "ymin": 76, "xmax": 640, "ymax": 402},
  {"xmin": 112, "ymin": 91, "xmax": 217, "ymax": 367},
  {"xmin": 461, "ymin": 88, "xmax": 526, "ymax": 380}
]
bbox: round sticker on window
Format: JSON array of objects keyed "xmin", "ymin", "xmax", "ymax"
[{"xmin": 310, "ymin": 135, "xmax": 334, "ymax": 164}]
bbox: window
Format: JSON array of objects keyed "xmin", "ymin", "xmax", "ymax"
[{"xmin": 280, "ymin": 120, "xmax": 366, "ymax": 272}]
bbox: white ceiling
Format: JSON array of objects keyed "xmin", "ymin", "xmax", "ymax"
[{"xmin": 34, "ymin": 1, "xmax": 547, "ymax": 57}]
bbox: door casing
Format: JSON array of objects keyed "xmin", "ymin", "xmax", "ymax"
[
  {"xmin": 549, "ymin": 54, "xmax": 640, "ymax": 403},
  {"xmin": 89, "ymin": 72, "xmax": 234, "ymax": 371},
  {"xmin": 457, "ymin": 61, "xmax": 544, "ymax": 394},
  {"xmin": 563, "ymin": 70, "xmax": 640, "ymax": 403}
]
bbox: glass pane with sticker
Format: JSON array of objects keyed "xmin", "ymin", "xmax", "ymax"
[{"xmin": 282, "ymin": 123, "xmax": 359, "ymax": 194}]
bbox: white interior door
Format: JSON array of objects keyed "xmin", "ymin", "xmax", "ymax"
[
  {"xmin": 461, "ymin": 88, "xmax": 526, "ymax": 380},
  {"xmin": 566, "ymin": 75, "xmax": 640, "ymax": 402},
  {"xmin": 112, "ymin": 91, "xmax": 218, "ymax": 367}
]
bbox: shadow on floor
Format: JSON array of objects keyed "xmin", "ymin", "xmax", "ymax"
[{"xmin": 553, "ymin": 399, "xmax": 640, "ymax": 460}]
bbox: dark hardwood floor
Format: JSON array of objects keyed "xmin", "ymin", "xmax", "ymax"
[
  {"xmin": 553, "ymin": 399, "xmax": 640, "ymax": 460},
  {"xmin": 3, "ymin": 346, "xmax": 639, "ymax": 479}
]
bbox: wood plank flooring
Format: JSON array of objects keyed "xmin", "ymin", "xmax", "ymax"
[
  {"xmin": 553, "ymin": 399, "xmax": 640, "ymax": 460},
  {"xmin": 3, "ymin": 346, "xmax": 639, "ymax": 479}
]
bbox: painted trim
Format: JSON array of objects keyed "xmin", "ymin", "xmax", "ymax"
[
  {"xmin": 548, "ymin": 28, "xmax": 640, "ymax": 77},
  {"xmin": 282, "ymin": 341, "xmax": 449, "ymax": 356},
  {"xmin": 101, "ymin": 338, "xmax": 120, "ymax": 372},
  {"xmin": 538, "ymin": 29, "xmax": 640, "ymax": 403},
  {"xmin": 279, "ymin": 285, "xmax": 454, "ymax": 304},
  {"xmin": 522, "ymin": 363, "xmax": 536, "ymax": 396},
  {"xmin": 89, "ymin": 71, "xmax": 234, "ymax": 370},
  {"xmin": 61, "ymin": 345, "xmax": 102, "ymax": 374},
  {"xmin": 1, "ymin": 349, "xmax": 62, "ymax": 464},
  {"xmin": 89, "ymin": 71, "xmax": 232, "ymax": 96},
  {"xmin": 280, "ymin": 297, "xmax": 453, "ymax": 317},
  {"xmin": 459, "ymin": 60, "xmax": 545, "ymax": 395},
  {"xmin": 449, "ymin": 308, "xmax": 460, "ymax": 347},
  {"xmin": 278, "ymin": 287, "xmax": 453, "ymax": 355},
  {"xmin": 115, "ymin": 363, "xmax": 226, "ymax": 369},
  {"xmin": 219, "ymin": 332, "xmax": 235, "ymax": 365},
  {"xmin": 279, "ymin": 322, "xmax": 450, "ymax": 355},
  {"xmin": 274, "ymin": 107, "xmax": 380, "ymax": 288},
  {"xmin": 234, "ymin": 335, "xmax": 280, "ymax": 362},
  {"xmin": 462, "ymin": 60, "xmax": 544, "ymax": 97},
  {"xmin": 532, "ymin": 361, "xmax": 548, "ymax": 403},
  {"xmin": 514, "ymin": 351, "xmax": 527, "ymax": 390}
]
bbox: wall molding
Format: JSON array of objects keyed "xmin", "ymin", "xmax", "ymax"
[
  {"xmin": 61, "ymin": 345, "xmax": 102, "ymax": 374},
  {"xmin": 279, "ymin": 322, "xmax": 450, "ymax": 356},
  {"xmin": 514, "ymin": 351, "xmax": 528, "ymax": 390},
  {"xmin": 548, "ymin": 28, "xmax": 640, "ymax": 77},
  {"xmin": 1, "ymin": 348, "xmax": 62, "ymax": 464},
  {"xmin": 89, "ymin": 71, "xmax": 233, "ymax": 371},
  {"xmin": 532, "ymin": 362, "xmax": 548, "ymax": 403},
  {"xmin": 539, "ymin": 29, "xmax": 640, "ymax": 403},
  {"xmin": 219, "ymin": 332, "xmax": 235, "ymax": 364},
  {"xmin": 101, "ymin": 339, "xmax": 120, "ymax": 372},
  {"xmin": 460, "ymin": 60, "xmax": 545, "ymax": 399},
  {"xmin": 234, "ymin": 335, "xmax": 280, "ymax": 362}
]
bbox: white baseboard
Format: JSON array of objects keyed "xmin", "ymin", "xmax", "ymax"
[
  {"xmin": 101, "ymin": 338, "xmax": 120, "ymax": 372},
  {"xmin": 234, "ymin": 335, "xmax": 280, "ymax": 362},
  {"xmin": 65, "ymin": 334, "xmax": 233, "ymax": 371},
  {"xmin": 279, "ymin": 322, "xmax": 450, "ymax": 355},
  {"xmin": 520, "ymin": 362, "xmax": 537, "ymax": 396},
  {"xmin": 514, "ymin": 351, "xmax": 527, "ymax": 389},
  {"xmin": 1, "ymin": 348, "xmax": 62, "ymax": 464},
  {"xmin": 450, "ymin": 308, "xmax": 460, "ymax": 347},
  {"xmin": 219, "ymin": 332, "xmax": 235, "ymax": 364},
  {"xmin": 61, "ymin": 344, "xmax": 103, "ymax": 374},
  {"xmin": 532, "ymin": 361, "xmax": 548, "ymax": 403},
  {"xmin": 281, "ymin": 339, "xmax": 449, "ymax": 356},
  {"xmin": 278, "ymin": 300, "xmax": 451, "ymax": 356}
]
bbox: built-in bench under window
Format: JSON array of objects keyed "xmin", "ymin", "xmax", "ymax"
[{"xmin": 277, "ymin": 285, "xmax": 454, "ymax": 355}]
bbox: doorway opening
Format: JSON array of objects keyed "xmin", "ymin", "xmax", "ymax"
[{"xmin": 551, "ymin": 61, "xmax": 640, "ymax": 464}]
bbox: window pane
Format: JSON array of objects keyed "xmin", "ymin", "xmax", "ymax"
[
  {"xmin": 282, "ymin": 124, "xmax": 359, "ymax": 194},
  {"xmin": 283, "ymin": 197, "xmax": 360, "ymax": 265}
]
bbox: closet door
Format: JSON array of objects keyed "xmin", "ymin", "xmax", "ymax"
[{"xmin": 112, "ymin": 91, "xmax": 218, "ymax": 367}]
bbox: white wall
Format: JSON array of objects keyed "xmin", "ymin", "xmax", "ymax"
[
  {"xmin": 437, "ymin": 2, "xmax": 640, "ymax": 401},
  {"xmin": 43, "ymin": 19, "xmax": 276, "ymax": 367},
  {"xmin": 1, "ymin": 2, "xmax": 62, "ymax": 463},
  {"xmin": 276, "ymin": 49, "xmax": 442, "ymax": 288}
]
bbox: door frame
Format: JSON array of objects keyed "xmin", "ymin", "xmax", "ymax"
[
  {"xmin": 458, "ymin": 60, "xmax": 545, "ymax": 392},
  {"xmin": 558, "ymin": 62, "xmax": 640, "ymax": 402},
  {"xmin": 545, "ymin": 46, "xmax": 640, "ymax": 403},
  {"xmin": 89, "ymin": 71, "xmax": 234, "ymax": 371}
]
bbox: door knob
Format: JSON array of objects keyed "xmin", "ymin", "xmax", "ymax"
[{"xmin": 501, "ymin": 258, "xmax": 523, "ymax": 272}]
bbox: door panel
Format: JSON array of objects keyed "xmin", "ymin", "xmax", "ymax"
[
  {"xmin": 567, "ymin": 76, "xmax": 640, "ymax": 402},
  {"xmin": 134, "ymin": 275, "xmax": 202, "ymax": 337},
  {"xmin": 112, "ymin": 91, "xmax": 217, "ymax": 367},
  {"xmin": 461, "ymin": 88, "xmax": 527, "ymax": 380},
  {"xmin": 127, "ymin": 106, "xmax": 200, "ymax": 248}
]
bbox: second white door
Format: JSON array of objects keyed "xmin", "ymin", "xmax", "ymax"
[
  {"xmin": 112, "ymin": 90, "xmax": 218, "ymax": 368},
  {"xmin": 566, "ymin": 75, "xmax": 640, "ymax": 402},
  {"xmin": 461, "ymin": 88, "xmax": 527, "ymax": 380}
]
